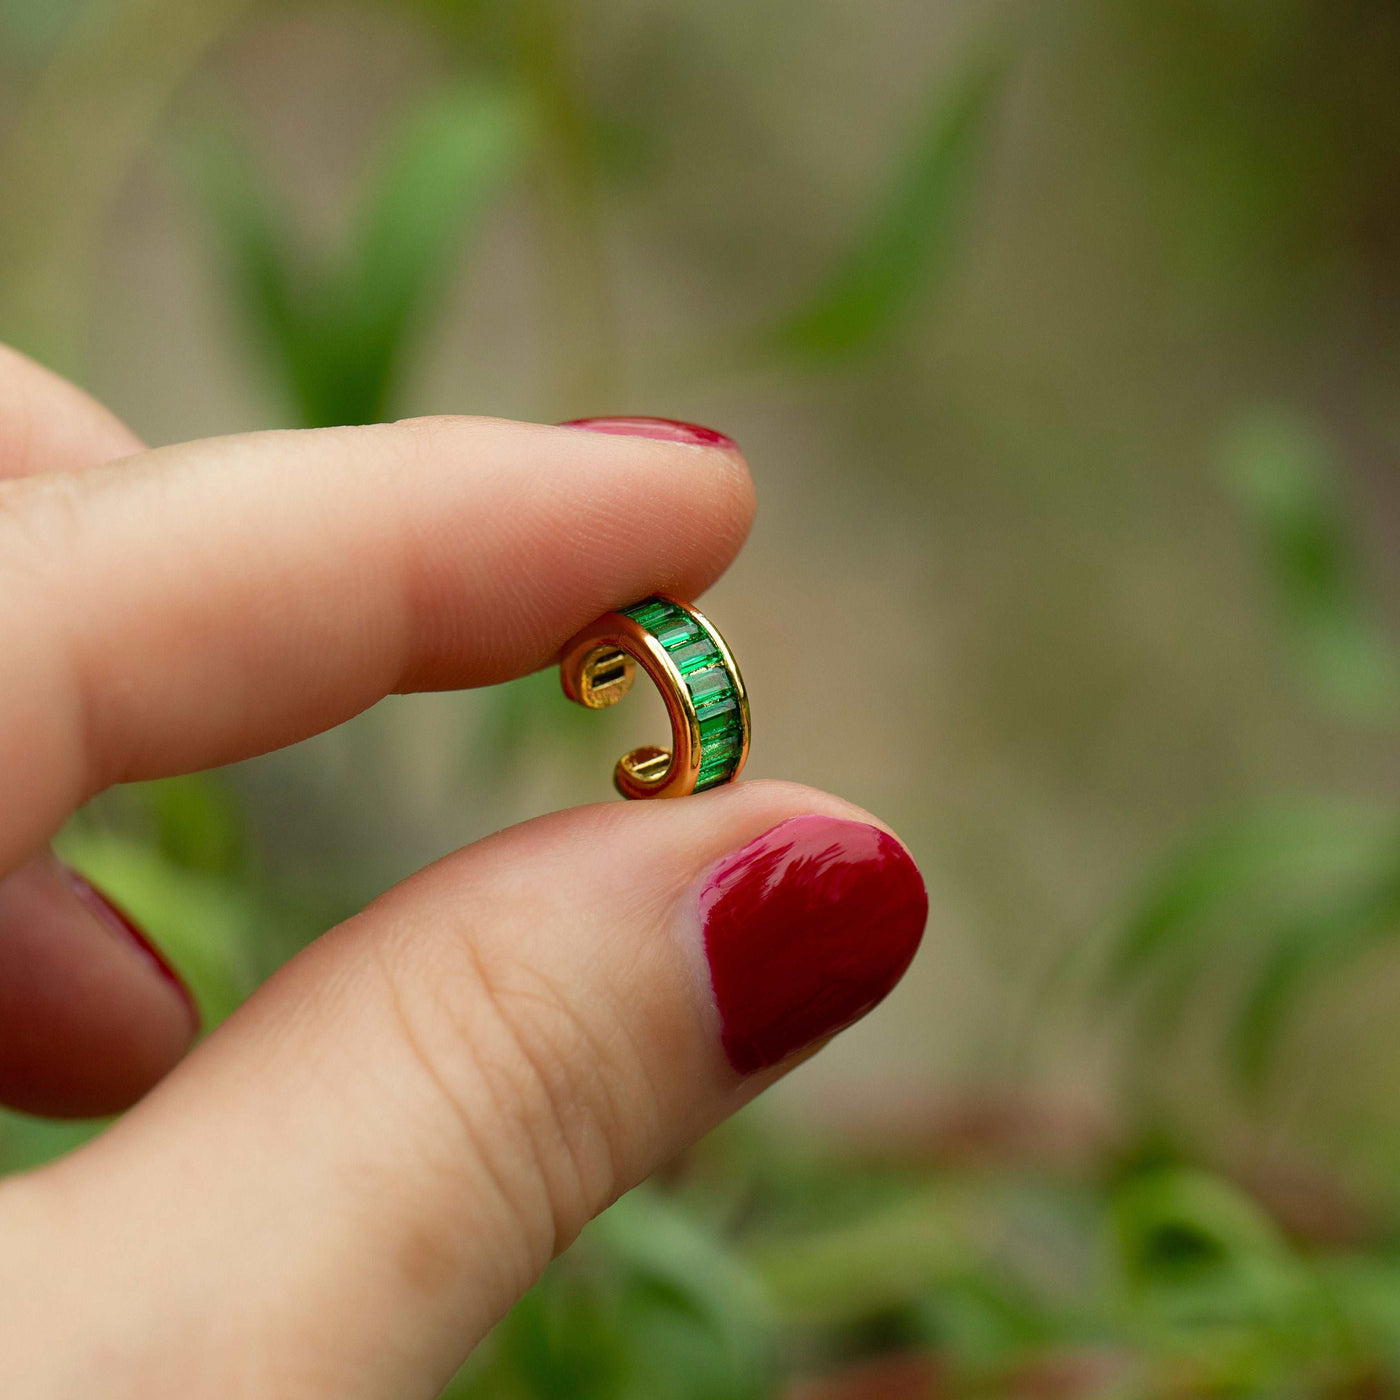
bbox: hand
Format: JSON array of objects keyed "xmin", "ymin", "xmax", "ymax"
[{"xmin": 0, "ymin": 346, "xmax": 927, "ymax": 1399}]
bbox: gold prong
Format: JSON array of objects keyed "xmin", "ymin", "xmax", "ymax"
[
  {"xmin": 578, "ymin": 646, "xmax": 635, "ymax": 708},
  {"xmin": 615, "ymin": 745, "xmax": 673, "ymax": 795}
]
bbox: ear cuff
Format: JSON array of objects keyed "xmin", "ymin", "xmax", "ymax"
[{"xmin": 560, "ymin": 596, "xmax": 750, "ymax": 800}]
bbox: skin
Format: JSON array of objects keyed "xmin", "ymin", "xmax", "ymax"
[{"xmin": 0, "ymin": 344, "xmax": 907, "ymax": 1399}]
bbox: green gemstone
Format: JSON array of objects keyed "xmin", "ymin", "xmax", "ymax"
[
  {"xmin": 654, "ymin": 616, "xmax": 702, "ymax": 650},
  {"xmin": 623, "ymin": 598, "xmax": 676, "ymax": 630},
  {"xmin": 697, "ymin": 699, "xmax": 739, "ymax": 734},
  {"xmin": 701, "ymin": 727, "xmax": 741, "ymax": 756},
  {"xmin": 696, "ymin": 751, "xmax": 740, "ymax": 790},
  {"xmin": 696, "ymin": 707, "xmax": 739, "ymax": 737},
  {"xmin": 620, "ymin": 596, "xmax": 744, "ymax": 791},
  {"xmin": 669, "ymin": 639, "xmax": 720, "ymax": 674},
  {"xmin": 700, "ymin": 728, "xmax": 739, "ymax": 758},
  {"xmin": 694, "ymin": 686, "xmax": 739, "ymax": 711},
  {"xmin": 687, "ymin": 667, "xmax": 730, "ymax": 702}
]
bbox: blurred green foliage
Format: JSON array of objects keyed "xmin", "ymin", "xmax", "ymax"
[
  {"xmin": 768, "ymin": 50, "xmax": 1005, "ymax": 362},
  {"xmin": 450, "ymin": 1188, "xmax": 774, "ymax": 1400},
  {"xmin": 439, "ymin": 1136, "xmax": 1400, "ymax": 1398},
  {"xmin": 6, "ymin": 1, "xmax": 1400, "ymax": 1397},
  {"xmin": 1221, "ymin": 411, "xmax": 1400, "ymax": 723},
  {"xmin": 1100, "ymin": 408, "xmax": 1400, "ymax": 1108},
  {"xmin": 1103, "ymin": 802, "xmax": 1400, "ymax": 1091},
  {"xmin": 187, "ymin": 82, "xmax": 529, "ymax": 426}
]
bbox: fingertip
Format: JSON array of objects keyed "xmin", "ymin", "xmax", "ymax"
[
  {"xmin": 57, "ymin": 864, "xmax": 200, "ymax": 1035},
  {"xmin": 558, "ymin": 416, "xmax": 740, "ymax": 451},
  {"xmin": 692, "ymin": 808, "xmax": 928, "ymax": 1076},
  {"xmin": 0, "ymin": 855, "xmax": 197, "ymax": 1118}
]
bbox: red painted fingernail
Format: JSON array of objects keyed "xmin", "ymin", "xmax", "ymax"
[
  {"xmin": 698, "ymin": 815, "xmax": 927, "ymax": 1075},
  {"xmin": 58, "ymin": 863, "xmax": 200, "ymax": 1031},
  {"xmin": 560, "ymin": 416, "xmax": 738, "ymax": 450}
]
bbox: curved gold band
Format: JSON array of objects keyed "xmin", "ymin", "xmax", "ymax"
[{"xmin": 559, "ymin": 596, "xmax": 750, "ymax": 800}]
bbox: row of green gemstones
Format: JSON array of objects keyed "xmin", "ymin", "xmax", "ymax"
[{"xmin": 622, "ymin": 597, "xmax": 746, "ymax": 791}]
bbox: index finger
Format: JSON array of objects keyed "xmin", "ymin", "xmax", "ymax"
[
  {"xmin": 0, "ymin": 343, "xmax": 144, "ymax": 478},
  {"xmin": 0, "ymin": 415, "xmax": 754, "ymax": 871}
]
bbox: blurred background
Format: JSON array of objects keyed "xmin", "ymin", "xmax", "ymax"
[{"xmin": 7, "ymin": 0, "xmax": 1400, "ymax": 1394}]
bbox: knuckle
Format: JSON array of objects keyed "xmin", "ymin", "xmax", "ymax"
[
  {"xmin": 0, "ymin": 473, "xmax": 85, "ymax": 596},
  {"xmin": 0, "ymin": 473, "xmax": 128, "ymax": 792}
]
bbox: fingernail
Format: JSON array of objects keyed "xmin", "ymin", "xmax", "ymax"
[
  {"xmin": 698, "ymin": 815, "xmax": 927, "ymax": 1075},
  {"xmin": 560, "ymin": 416, "xmax": 738, "ymax": 450},
  {"xmin": 58, "ymin": 863, "xmax": 200, "ymax": 1031}
]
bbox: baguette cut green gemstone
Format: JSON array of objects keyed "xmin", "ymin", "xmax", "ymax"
[
  {"xmin": 621, "ymin": 596, "xmax": 747, "ymax": 792},
  {"xmin": 698, "ymin": 707, "xmax": 739, "ymax": 742},
  {"xmin": 653, "ymin": 616, "xmax": 701, "ymax": 649},
  {"xmin": 687, "ymin": 668, "xmax": 731, "ymax": 702},
  {"xmin": 625, "ymin": 598, "xmax": 675, "ymax": 631},
  {"xmin": 670, "ymin": 639, "xmax": 720, "ymax": 674},
  {"xmin": 697, "ymin": 751, "xmax": 740, "ymax": 787}
]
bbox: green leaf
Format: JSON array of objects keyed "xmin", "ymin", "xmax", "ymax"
[
  {"xmin": 767, "ymin": 49, "xmax": 1004, "ymax": 359},
  {"xmin": 1103, "ymin": 1166, "xmax": 1364, "ymax": 1392},
  {"xmin": 319, "ymin": 81, "xmax": 528, "ymax": 425},
  {"xmin": 453, "ymin": 1187, "xmax": 773, "ymax": 1400},
  {"xmin": 1104, "ymin": 803, "xmax": 1388, "ymax": 992},
  {"xmin": 593, "ymin": 1189, "xmax": 774, "ymax": 1400},
  {"xmin": 185, "ymin": 82, "xmax": 528, "ymax": 427},
  {"xmin": 1110, "ymin": 1166, "xmax": 1307, "ymax": 1325},
  {"xmin": 1229, "ymin": 845, "xmax": 1400, "ymax": 1088},
  {"xmin": 911, "ymin": 1272, "xmax": 1056, "ymax": 1376},
  {"xmin": 748, "ymin": 1187, "xmax": 969, "ymax": 1325},
  {"xmin": 1320, "ymin": 1255, "xmax": 1400, "ymax": 1379},
  {"xmin": 354, "ymin": 85, "xmax": 525, "ymax": 342},
  {"xmin": 1220, "ymin": 407, "xmax": 1400, "ymax": 722},
  {"xmin": 178, "ymin": 118, "xmax": 309, "ymax": 405},
  {"xmin": 1102, "ymin": 803, "xmax": 1400, "ymax": 1089}
]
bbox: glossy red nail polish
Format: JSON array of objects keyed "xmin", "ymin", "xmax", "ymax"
[
  {"xmin": 560, "ymin": 416, "xmax": 737, "ymax": 449},
  {"xmin": 698, "ymin": 815, "xmax": 927, "ymax": 1074},
  {"xmin": 59, "ymin": 863, "xmax": 200, "ymax": 1030}
]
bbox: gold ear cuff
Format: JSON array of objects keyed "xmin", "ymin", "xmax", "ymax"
[{"xmin": 560, "ymin": 596, "xmax": 750, "ymax": 799}]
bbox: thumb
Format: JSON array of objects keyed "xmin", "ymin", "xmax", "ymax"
[{"xmin": 0, "ymin": 780, "xmax": 926, "ymax": 1400}]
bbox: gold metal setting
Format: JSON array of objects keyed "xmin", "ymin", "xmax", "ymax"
[{"xmin": 559, "ymin": 596, "xmax": 751, "ymax": 800}]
